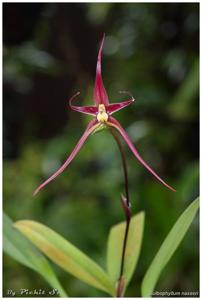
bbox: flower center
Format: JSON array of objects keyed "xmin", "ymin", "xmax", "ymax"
[{"xmin": 97, "ymin": 104, "xmax": 108, "ymax": 123}]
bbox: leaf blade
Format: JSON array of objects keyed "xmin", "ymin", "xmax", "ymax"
[
  {"xmin": 14, "ymin": 220, "xmax": 115, "ymax": 296},
  {"xmin": 107, "ymin": 212, "xmax": 145, "ymax": 291},
  {"xmin": 3, "ymin": 213, "xmax": 67, "ymax": 297},
  {"xmin": 141, "ymin": 197, "xmax": 199, "ymax": 297}
]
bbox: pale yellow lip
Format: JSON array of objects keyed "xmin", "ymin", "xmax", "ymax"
[{"xmin": 97, "ymin": 104, "xmax": 109, "ymax": 123}]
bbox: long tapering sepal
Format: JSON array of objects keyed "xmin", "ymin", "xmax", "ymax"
[
  {"xmin": 94, "ymin": 34, "xmax": 109, "ymax": 106},
  {"xmin": 33, "ymin": 120, "xmax": 99, "ymax": 196},
  {"xmin": 107, "ymin": 117, "xmax": 176, "ymax": 192}
]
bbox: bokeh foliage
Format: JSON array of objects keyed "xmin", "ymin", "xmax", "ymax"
[{"xmin": 3, "ymin": 3, "xmax": 199, "ymax": 297}]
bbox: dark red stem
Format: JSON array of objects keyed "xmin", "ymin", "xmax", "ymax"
[
  {"xmin": 110, "ymin": 128, "xmax": 132, "ymax": 297},
  {"xmin": 110, "ymin": 129, "xmax": 130, "ymax": 204}
]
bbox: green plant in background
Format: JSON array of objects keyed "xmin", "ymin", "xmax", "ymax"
[
  {"xmin": 3, "ymin": 214, "xmax": 67, "ymax": 297},
  {"xmin": 3, "ymin": 35, "xmax": 199, "ymax": 297},
  {"xmin": 4, "ymin": 198, "xmax": 199, "ymax": 297}
]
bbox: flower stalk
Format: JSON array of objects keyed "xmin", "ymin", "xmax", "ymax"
[
  {"xmin": 110, "ymin": 128, "xmax": 129, "ymax": 203},
  {"xmin": 110, "ymin": 128, "xmax": 132, "ymax": 297}
]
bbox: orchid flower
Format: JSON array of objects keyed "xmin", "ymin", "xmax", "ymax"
[{"xmin": 33, "ymin": 35, "xmax": 175, "ymax": 196}]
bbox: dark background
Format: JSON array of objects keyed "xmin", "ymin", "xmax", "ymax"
[{"xmin": 3, "ymin": 3, "xmax": 199, "ymax": 297}]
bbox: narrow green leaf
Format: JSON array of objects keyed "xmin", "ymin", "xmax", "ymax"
[
  {"xmin": 141, "ymin": 197, "xmax": 199, "ymax": 297},
  {"xmin": 14, "ymin": 220, "xmax": 115, "ymax": 296},
  {"xmin": 3, "ymin": 213, "xmax": 67, "ymax": 297},
  {"xmin": 107, "ymin": 212, "xmax": 145, "ymax": 290}
]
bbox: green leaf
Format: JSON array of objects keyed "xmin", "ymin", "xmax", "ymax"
[
  {"xmin": 107, "ymin": 212, "xmax": 145, "ymax": 292},
  {"xmin": 14, "ymin": 220, "xmax": 115, "ymax": 296},
  {"xmin": 3, "ymin": 213, "xmax": 67, "ymax": 297},
  {"xmin": 141, "ymin": 197, "xmax": 199, "ymax": 297}
]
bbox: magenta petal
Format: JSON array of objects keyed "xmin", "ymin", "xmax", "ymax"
[
  {"xmin": 94, "ymin": 34, "xmax": 109, "ymax": 106},
  {"xmin": 107, "ymin": 99, "xmax": 135, "ymax": 114},
  {"xmin": 33, "ymin": 119, "xmax": 98, "ymax": 196},
  {"xmin": 69, "ymin": 92, "xmax": 98, "ymax": 116},
  {"xmin": 108, "ymin": 117, "xmax": 176, "ymax": 192}
]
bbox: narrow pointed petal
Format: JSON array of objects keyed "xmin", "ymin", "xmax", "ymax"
[
  {"xmin": 106, "ymin": 91, "xmax": 135, "ymax": 114},
  {"xmin": 107, "ymin": 117, "xmax": 176, "ymax": 192},
  {"xmin": 94, "ymin": 34, "xmax": 109, "ymax": 106},
  {"xmin": 69, "ymin": 92, "xmax": 98, "ymax": 116},
  {"xmin": 107, "ymin": 97, "xmax": 135, "ymax": 116},
  {"xmin": 107, "ymin": 100, "xmax": 134, "ymax": 114},
  {"xmin": 33, "ymin": 120, "xmax": 99, "ymax": 196}
]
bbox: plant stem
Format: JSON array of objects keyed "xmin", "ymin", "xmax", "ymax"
[
  {"xmin": 110, "ymin": 129, "xmax": 132, "ymax": 297},
  {"xmin": 110, "ymin": 129, "xmax": 130, "ymax": 204}
]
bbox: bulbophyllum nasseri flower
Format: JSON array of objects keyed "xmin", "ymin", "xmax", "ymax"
[{"xmin": 33, "ymin": 35, "xmax": 176, "ymax": 196}]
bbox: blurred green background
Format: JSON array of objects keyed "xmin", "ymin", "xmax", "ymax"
[{"xmin": 3, "ymin": 3, "xmax": 199, "ymax": 297}]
